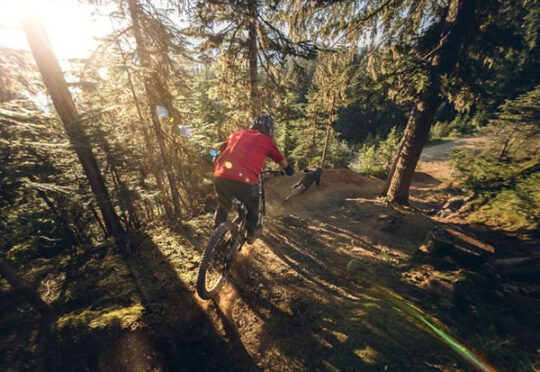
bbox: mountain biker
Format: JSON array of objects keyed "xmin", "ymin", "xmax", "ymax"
[
  {"xmin": 296, "ymin": 168, "xmax": 323, "ymax": 191},
  {"xmin": 285, "ymin": 167, "xmax": 323, "ymax": 201},
  {"xmin": 213, "ymin": 114, "xmax": 294, "ymax": 244}
]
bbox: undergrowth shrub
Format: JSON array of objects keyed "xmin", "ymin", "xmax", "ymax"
[
  {"xmin": 452, "ymin": 86, "xmax": 540, "ymax": 232},
  {"xmin": 351, "ymin": 127, "xmax": 400, "ymax": 178},
  {"xmin": 430, "ymin": 114, "xmax": 476, "ymax": 141}
]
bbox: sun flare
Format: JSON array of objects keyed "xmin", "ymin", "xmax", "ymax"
[{"xmin": 0, "ymin": 0, "xmax": 110, "ymax": 60}]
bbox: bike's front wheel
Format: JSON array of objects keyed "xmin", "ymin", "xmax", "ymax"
[
  {"xmin": 285, "ymin": 184, "xmax": 306, "ymax": 201},
  {"xmin": 196, "ymin": 222, "xmax": 239, "ymax": 300}
]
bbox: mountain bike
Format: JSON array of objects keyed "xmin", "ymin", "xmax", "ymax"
[
  {"xmin": 284, "ymin": 182, "xmax": 306, "ymax": 201},
  {"xmin": 196, "ymin": 170, "xmax": 283, "ymax": 300},
  {"xmin": 284, "ymin": 168, "xmax": 323, "ymax": 201}
]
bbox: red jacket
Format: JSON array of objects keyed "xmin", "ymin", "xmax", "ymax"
[{"xmin": 214, "ymin": 130, "xmax": 284, "ymax": 185}]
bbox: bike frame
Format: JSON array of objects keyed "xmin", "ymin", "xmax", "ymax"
[
  {"xmin": 231, "ymin": 169, "xmax": 280, "ymax": 244},
  {"xmin": 196, "ymin": 169, "xmax": 282, "ymax": 299}
]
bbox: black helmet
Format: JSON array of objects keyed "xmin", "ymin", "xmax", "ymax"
[{"xmin": 250, "ymin": 114, "xmax": 274, "ymax": 138}]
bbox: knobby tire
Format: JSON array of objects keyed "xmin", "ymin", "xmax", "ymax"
[{"xmin": 196, "ymin": 221, "xmax": 238, "ymax": 300}]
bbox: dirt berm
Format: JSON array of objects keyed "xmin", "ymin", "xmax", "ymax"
[
  {"xmin": 265, "ymin": 168, "xmax": 383, "ymax": 215},
  {"xmin": 197, "ymin": 168, "xmax": 534, "ymax": 371}
]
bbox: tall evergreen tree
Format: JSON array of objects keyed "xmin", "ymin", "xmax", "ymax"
[
  {"xmin": 22, "ymin": 17, "xmax": 126, "ymax": 241},
  {"xmin": 189, "ymin": 0, "xmax": 317, "ymax": 126},
  {"xmin": 126, "ymin": 0, "xmax": 183, "ymax": 220},
  {"xmin": 384, "ymin": 0, "xmax": 478, "ymax": 203}
]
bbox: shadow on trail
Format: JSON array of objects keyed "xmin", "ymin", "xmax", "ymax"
[
  {"xmin": 225, "ymin": 213, "xmax": 461, "ymax": 370},
  {"xmin": 127, "ymin": 230, "xmax": 259, "ymax": 371},
  {"xmin": 224, "ymin": 190, "xmax": 540, "ymax": 370}
]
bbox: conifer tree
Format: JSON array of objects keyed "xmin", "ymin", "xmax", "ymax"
[
  {"xmin": 22, "ymin": 17, "xmax": 126, "ymax": 241},
  {"xmin": 126, "ymin": 0, "xmax": 183, "ymax": 220},
  {"xmin": 292, "ymin": 0, "xmax": 480, "ymax": 203},
  {"xmin": 189, "ymin": 0, "xmax": 317, "ymax": 126},
  {"xmin": 385, "ymin": 0, "xmax": 478, "ymax": 204}
]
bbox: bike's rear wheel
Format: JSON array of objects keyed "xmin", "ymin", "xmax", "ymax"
[{"xmin": 196, "ymin": 222, "xmax": 239, "ymax": 300}]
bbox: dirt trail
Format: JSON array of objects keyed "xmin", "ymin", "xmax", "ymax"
[
  {"xmin": 191, "ymin": 169, "xmax": 530, "ymax": 371},
  {"xmin": 418, "ymin": 137, "xmax": 491, "ymax": 181}
]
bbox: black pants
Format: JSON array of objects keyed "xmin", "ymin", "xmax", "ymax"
[{"xmin": 213, "ymin": 178, "xmax": 259, "ymax": 234}]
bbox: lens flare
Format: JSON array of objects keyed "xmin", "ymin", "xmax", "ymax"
[
  {"xmin": 374, "ymin": 285, "xmax": 497, "ymax": 372},
  {"xmin": 0, "ymin": 0, "xmax": 111, "ymax": 60}
]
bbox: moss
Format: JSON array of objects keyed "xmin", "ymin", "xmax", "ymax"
[
  {"xmin": 63, "ymin": 253, "xmax": 138, "ymax": 307},
  {"xmin": 88, "ymin": 304, "xmax": 144, "ymax": 330},
  {"xmin": 55, "ymin": 303, "xmax": 144, "ymax": 332},
  {"xmin": 6, "ymin": 242, "xmax": 35, "ymax": 261},
  {"xmin": 353, "ymin": 345, "xmax": 380, "ymax": 365},
  {"xmin": 468, "ymin": 188, "xmax": 538, "ymax": 231}
]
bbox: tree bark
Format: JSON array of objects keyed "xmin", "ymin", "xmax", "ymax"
[
  {"xmin": 309, "ymin": 115, "xmax": 319, "ymax": 163},
  {"xmin": 320, "ymin": 96, "xmax": 336, "ymax": 168},
  {"xmin": 114, "ymin": 32, "xmax": 174, "ymax": 221},
  {"xmin": 385, "ymin": 0, "xmax": 477, "ymax": 204},
  {"xmin": 127, "ymin": 0, "xmax": 182, "ymax": 220},
  {"xmin": 248, "ymin": 1, "xmax": 260, "ymax": 119},
  {"xmin": 386, "ymin": 88, "xmax": 442, "ymax": 203},
  {"xmin": 89, "ymin": 202, "xmax": 108, "ymax": 237},
  {"xmin": 381, "ymin": 132, "xmax": 406, "ymax": 196},
  {"xmin": 22, "ymin": 18, "xmax": 125, "ymax": 242},
  {"xmin": 498, "ymin": 128, "xmax": 516, "ymax": 160},
  {"xmin": 320, "ymin": 124, "xmax": 332, "ymax": 168},
  {"xmin": 0, "ymin": 256, "xmax": 51, "ymax": 316}
]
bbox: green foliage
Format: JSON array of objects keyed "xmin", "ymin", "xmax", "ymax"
[
  {"xmin": 453, "ymin": 86, "xmax": 540, "ymax": 231},
  {"xmin": 351, "ymin": 128, "xmax": 401, "ymax": 178},
  {"xmin": 430, "ymin": 114, "xmax": 476, "ymax": 141},
  {"xmin": 430, "ymin": 122, "xmax": 451, "ymax": 141},
  {"xmin": 286, "ymin": 118, "xmax": 354, "ymax": 169},
  {"xmin": 458, "ymin": 0, "xmax": 540, "ymax": 113},
  {"xmin": 55, "ymin": 304, "xmax": 144, "ymax": 332},
  {"xmin": 468, "ymin": 174, "xmax": 540, "ymax": 231}
]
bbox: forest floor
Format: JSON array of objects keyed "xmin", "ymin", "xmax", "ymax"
[
  {"xmin": 186, "ymin": 168, "xmax": 539, "ymax": 371},
  {"xmin": 1, "ymin": 138, "xmax": 539, "ymax": 371}
]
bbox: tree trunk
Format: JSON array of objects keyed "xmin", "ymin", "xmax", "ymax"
[
  {"xmin": 113, "ymin": 30, "xmax": 174, "ymax": 220},
  {"xmin": 22, "ymin": 18, "xmax": 125, "ymax": 242},
  {"xmin": 320, "ymin": 96, "xmax": 336, "ymax": 168},
  {"xmin": 0, "ymin": 256, "xmax": 51, "ymax": 316},
  {"xmin": 386, "ymin": 88, "xmax": 442, "ymax": 203},
  {"xmin": 248, "ymin": 1, "xmax": 260, "ymax": 119},
  {"xmin": 320, "ymin": 124, "xmax": 332, "ymax": 168},
  {"xmin": 117, "ymin": 36, "xmax": 174, "ymax": 220},
  {"xmin": 381, "ymin": 132, "xmax": 406, "ymax": 196},
  {"xmin": 385, "ymin": 0, "xmax": 477, "ymax": 204},
  {"xmin": 127, "ymin": 0, "xmax": 182, "ymax": 220},
  {"xmin": 309, "ymin": 116, "xmax": 319, "ymax": 164},
  {"xmin": 89, "ymin": 202, "xmax": 108, "ymax": 237},
  {"xmin": 498, "ymin": 128, "xmax": 516, "ymax": 160}
]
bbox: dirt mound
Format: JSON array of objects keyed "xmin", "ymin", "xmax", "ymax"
[
  {"xmin": 412, "ymin": 171, "xmax": 441, "ymax": 184},
  {"xmin": 265, "ymin": 168, "xmax": 384, "ymax": 215}
]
